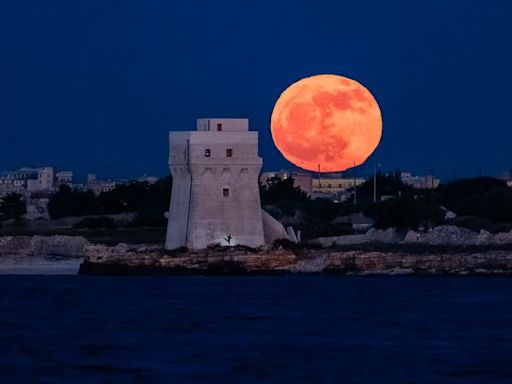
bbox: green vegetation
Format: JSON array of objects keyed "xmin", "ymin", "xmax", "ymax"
[
  {"xmin": 74, "ymin": 216, "xmax": 117, "ymax": 229},
  {"xmin": 262, "ymin": 173, "xmax": 512, "ymax": 237},
  {"xmin": 260, "ymin": 177, "xmax": 357, "ymax": 239},
  {"xmin": 46, "ymin": 172, "xmax": 512, "ymax": 238},
  {"xmin": 433, "ymin": 177, "xmax": 512, "ymax": 222},
  {"xmin": 0, "ymin": 193, "xmax": 27, "ymax": 222},
  {"xmin": 366, "ymin": 196, "xmax": 445, "ymax": 230},
  {"xmin": 48, "ymin": 176, "xmax": 172, "ymax": 226},
  {"xmin": 47, "ymin": 186, "xmax": 99, "ymax": 219}
]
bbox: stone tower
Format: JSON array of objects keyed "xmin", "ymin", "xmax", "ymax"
[{"xmin": 165, "ymin": 118, "xmax": 265, "ymax": 250}]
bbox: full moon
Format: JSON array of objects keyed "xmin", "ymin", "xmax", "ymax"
[{"xmin": 271, "ymin": 74, "xmax": 382, "ymax": 172}]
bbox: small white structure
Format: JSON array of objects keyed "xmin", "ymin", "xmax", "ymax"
[{"xmin": 166, "ymin": 118, "xmax": 284, "ymax": 250}]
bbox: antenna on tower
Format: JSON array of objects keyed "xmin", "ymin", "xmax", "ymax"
[
  {"xmin": 318, "ymin": 163, "xmax": 321, "ymax": 188},
  {"xmin": 353, "ymin": 161, "xmax": 357, "ymax": 206}
]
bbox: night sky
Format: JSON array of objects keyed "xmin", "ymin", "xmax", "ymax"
[{"xmin": 0, "ymin": 1, "xmax": 511, "ymax": 181}]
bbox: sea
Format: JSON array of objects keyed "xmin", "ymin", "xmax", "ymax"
[{"xmin": 1, "ymin": 275, "xmax": 512, "ymax": 383}]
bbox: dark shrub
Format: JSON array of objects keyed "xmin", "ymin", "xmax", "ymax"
[
  {"xmin": 74, "ymin": 216, "xmax": 117, "ymax": 229},
  {"xmin": 0, "ymin": 193, "xmax": 27, "ymax": 221},
  {"xmin": 489, "ymin": 223, "xmax": 512, "ymax": 234},
  {"xmin": 48, "ymin": 186, "xmax": 100, "ymax": 219},
  {"xmin": 434, "ymin": 177, "xmax": 512, "ymax": 223},
  {"xmin": 449, "ymin": 216, "xmax": 493, "ymax": 232},
  {"xmin": 130, "ymin": 207, "xmax": 167, "ymax": 227},
  {"xmin": 369, "ymin": 196, "xmax": 445, "ymax": 230}
]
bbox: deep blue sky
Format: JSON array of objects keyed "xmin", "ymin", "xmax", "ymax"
[{"xmin": 0, "ymin": 1, "xmax": 511, "ymax": 181}]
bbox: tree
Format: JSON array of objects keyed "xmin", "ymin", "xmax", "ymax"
[
  {"xmin": 47, "ymin": 176, "xmax": 173, "ymax": 224},
  {"xmin": 0, "ymin": 193, "xmax": 27, "ymax": 221},
  {"xmin": 48, "ymin": 185, "xmax": 100, "ymax": 219},
  {"xmin": 367, "ymin": 196, "xmax": 445, "ymax": 230},
  {"xmin": 260, "ymin": 177, "xmax": 308, "ymax": 216},
  {"xmin": 433, "ymin": 177, "xmax": 512, "ymax": 223}
]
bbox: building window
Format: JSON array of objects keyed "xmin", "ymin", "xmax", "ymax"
[
  {"xmin": 217, "ymin": 123, "xmax": 222, "ymax": 131},
  {"xmin": 226, "ymin": 148, "xmax": 233, "ymax": 157},
  {"xmin": 205, "ymin": 149, "xmax": 211, "ymax": 157},
  {"xmin": 328, "ymin": 183, "xmax": 332, "ymax": 188},
  {"xmin": 223, "ymin": 188, "xmax": 229, "ymax": 197}
]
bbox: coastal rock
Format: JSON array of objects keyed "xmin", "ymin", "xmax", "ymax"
[
  {"xmin": 0, "ymin": 235, "xmax": 90, "ymax": 258},
  {"xmin": 402, "ymin": 226, "xmax": 478, "ymax": 246},
  {"xmin": 310, "ymin": 228, "xmax": 402, "ymax": 248},
  {"xmin": 403, "ymin": 230, "xmax": 421, "ymax": 243},
  {"xmin": 494, "ymin": 229, "xmax": 512, "ymax": 244},
  {"xmin": 0, "ymin": 236, "xmax": 32, "ymax": 256},
  {"xmin": 30, "ymin": 236, "xmax": 90, "ymax": 257},
  {"xmin": 477, "ymin": 230, "xmax": 493, "ymax": 245},
  {"xmin": 365, "ymin": 228, "xmax": 403, "ymax": 243},
  {"xmin": 80, "ymin": 243, "xmax": 512, "ymax": 276}
]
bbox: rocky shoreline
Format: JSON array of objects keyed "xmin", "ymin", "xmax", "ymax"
[
  {"xmin": 79, "ymin": 242, "xmax": 512, "ymax": 276},
  {"xmin": 3, "ymin": 228, "xmax": 512, "ymax": 276}
]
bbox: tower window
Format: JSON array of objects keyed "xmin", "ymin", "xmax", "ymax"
[
  {"xmin": 205, "ymin": 149, "xmax": 211, "ymax": 157},
  {"xmin": 226, "ymin": 148, "xmax": 233, "ymax": 157},
  {"xmin": 222, "ymin": 188, "xmax": 229, "ymax": 197},
  {"xmin": 217, "ymin": 123, "xmax": 222, "ymax": 131}
]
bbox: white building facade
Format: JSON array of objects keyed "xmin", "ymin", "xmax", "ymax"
[{"xmin": 166, "ymin": 118, "xmax": 267, "ymax": 250}]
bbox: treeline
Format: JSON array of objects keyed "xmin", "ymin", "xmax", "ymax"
[
  {"xmin": 48, "ymin": 176, "xmax": 172, "ymax": 226},
  {"xmin": 0, "ymin": 193, "xmax": 27, "ymax": 223},
  {"xmin": 366, "ymin": 174, "xmax": 512, "ymax": 233},
  {"xmin": 45, "ymin": 172, "xmax": 512, "ymax": 236},
  {"xmin": 261, "ymin": 173, "xmax": 512, "ymax": 238}
]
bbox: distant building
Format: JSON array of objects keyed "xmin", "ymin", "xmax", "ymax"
[
  {"xmin": 312, "ymin": 175, "xmax": 365, "ymax": 194},
  {"xmin": 260, "ymin": 170, "xmax": 365, "ymax": 202},
  {"xmin": 260, "ymin": 170, "xmax": 313, "ymax": 196},
  {"xmin": 55, "ymin": 171, "xmax": 74, "ymax": 187},
  {"xmin": 0, "ymin": 166, "xmax": 61, "ymax": 196},
  {"xmin": 400, "ymin": 172, "xmax": 440, "ymax": 189},
  {"xmin": 138, "ymin": 175, "xmax": 159, "ymax": 184},
  {"xmin": 86, "ymin": 174, "xmax": 117, "ymax": 195},
  {"xmin": 0, "ymin": 168, "xmax": 37, "ymax": 196},
  {"xmin": 312, "ymin": 174, "xmax": 365, "ymax": 201}
]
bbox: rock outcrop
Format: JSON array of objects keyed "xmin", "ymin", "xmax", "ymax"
[
  {"xmin": 311, "ymin": 226, "xmax": 512, "ymax": 248},
  {"xmin": 80, "ymin": 243, "xmax": 512, "ymax": 276},
  {"xmin": 3, "ymin": 233, "xmax": 512, "ymax": 276},
  {"xmin": 311, "ymin": 228, "xmax": 403, "ymax": 247},
  {"xmin": 0, "ymin": 236, "xmax": 90, "ymax": 258}
]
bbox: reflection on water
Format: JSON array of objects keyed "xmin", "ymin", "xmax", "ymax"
[{"xmin": 1, "ymin": 276, "xmax": 512, "ymax": 383}]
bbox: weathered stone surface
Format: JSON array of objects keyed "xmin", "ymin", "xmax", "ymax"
[
  {"xmin": 3, "ymin": 234, "xmax": 512, "ymax": 276},
  {"xmin": 0, "ymin": 235, "xmax": 90, "ymax": 257},
  {"xmin": 311, "ymin": 225, "xmax": 512, "ymax": 248},
  {"xmin": 80, "ymin": 243, "xmax": 512, "ymax": 276},
  {"xmin": 366, "ymin": 228, "xmax": 403, "ymax": 243},
  {"xmin": 310, "ymin": 228, "xmax": 402, "ymax": 247},
  {"xmin": 402, "ymin": 226, "xmax": 478, "ymax": 246},
  {"xmin": 494, "ymin": 229, "xmax": 512, "ymax": 244}
]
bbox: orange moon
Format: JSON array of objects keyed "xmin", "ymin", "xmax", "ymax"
[{"xmin": 270, "ymin": 74, "xmax": 382, "ymax": 172}]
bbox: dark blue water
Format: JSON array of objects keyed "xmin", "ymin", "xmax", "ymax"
[{"xmin": 1, "ymin": 276, "xmax": 512, "ymax": 383}]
